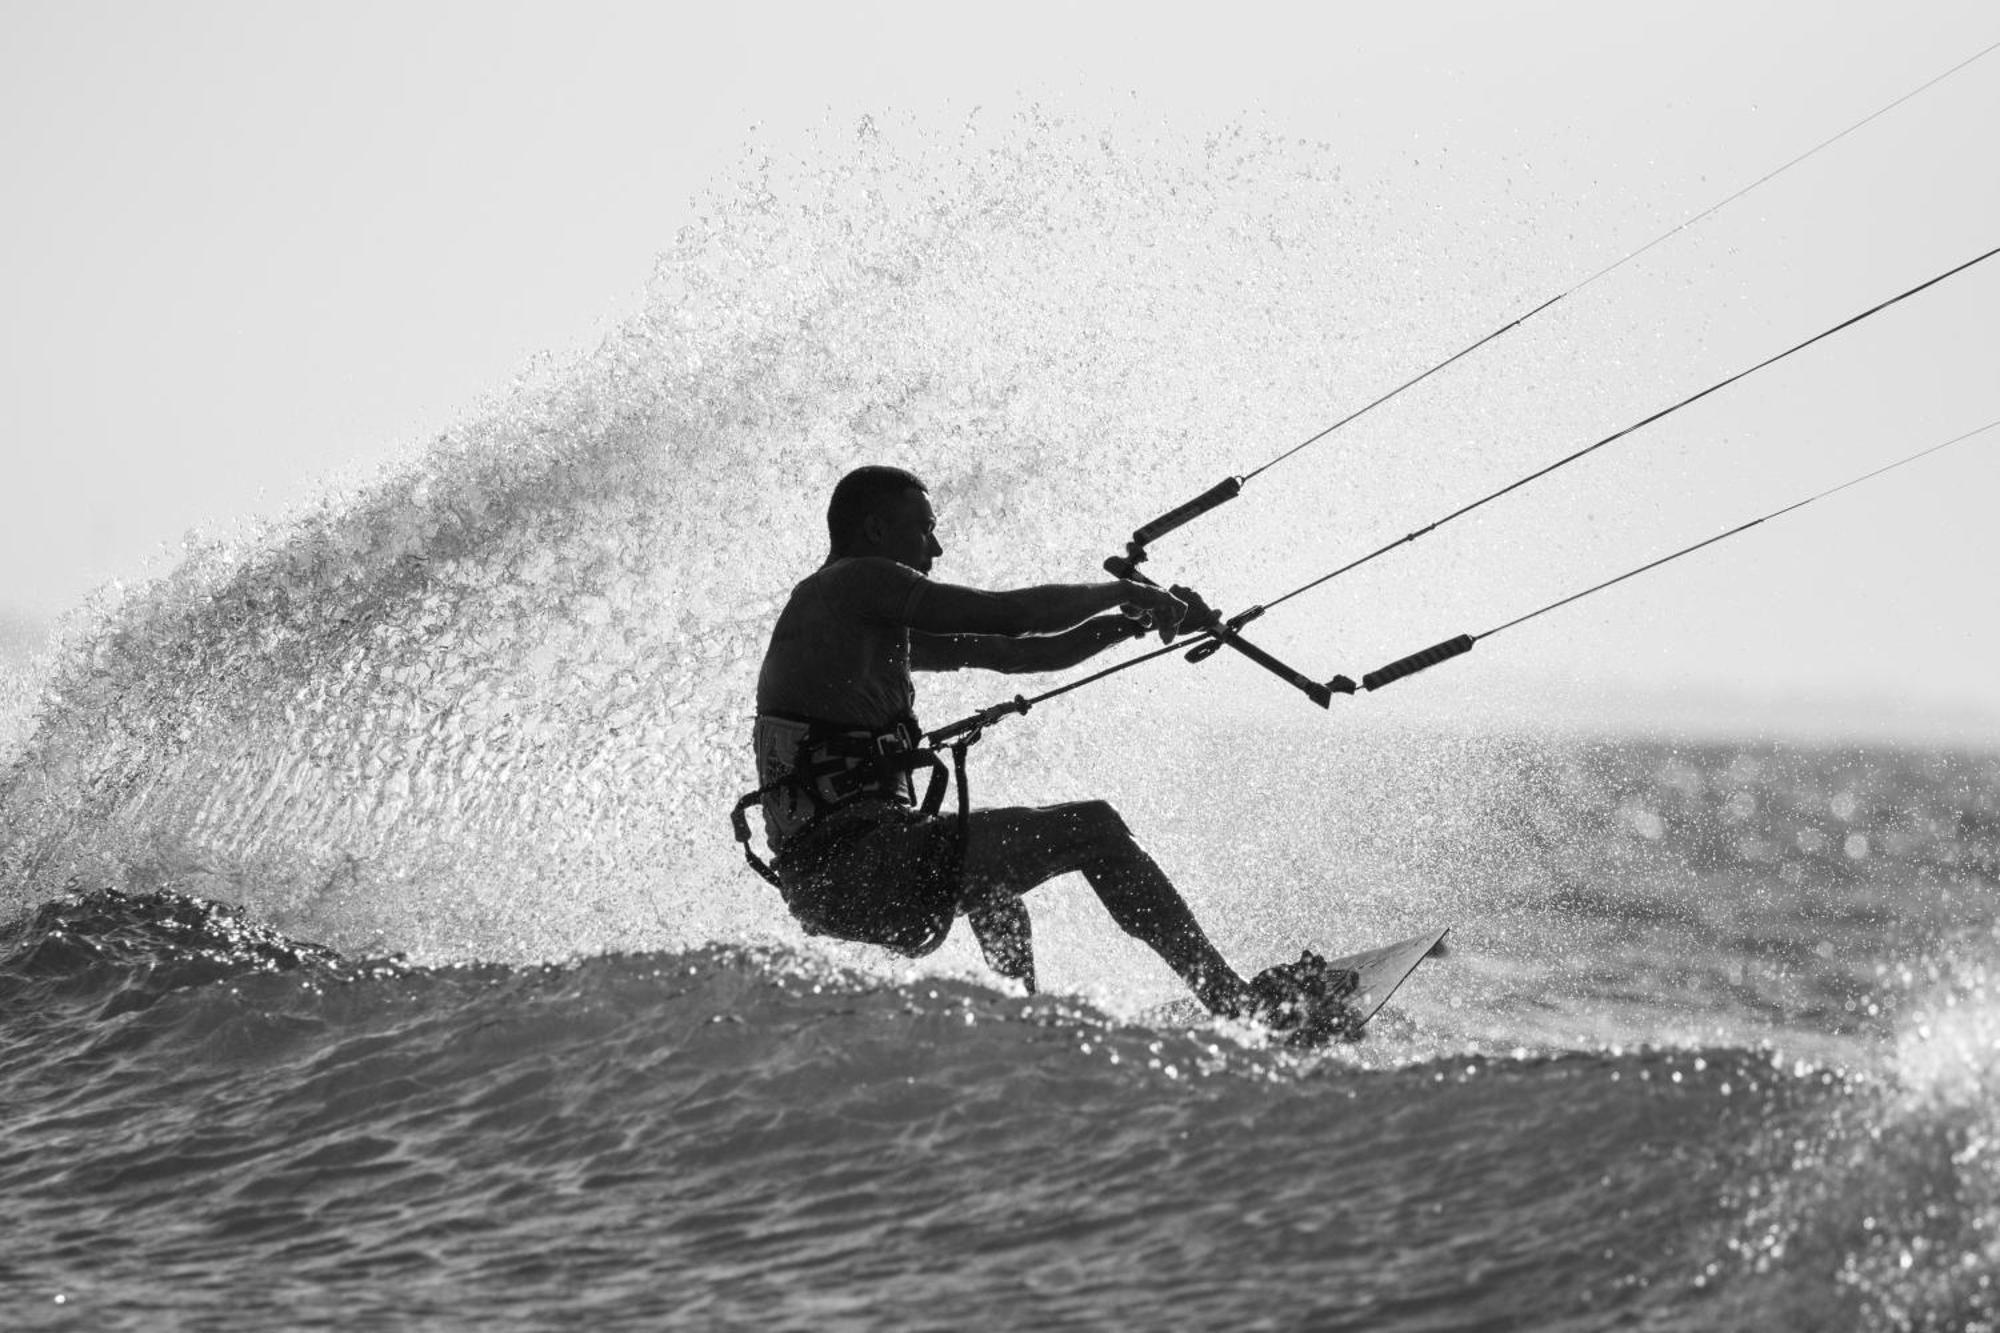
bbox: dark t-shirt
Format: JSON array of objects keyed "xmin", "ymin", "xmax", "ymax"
[
  {"xmin": 756, "ymin": 556, "xmax": 930, "ymax": 726},
  {"xmin": 752, "ymin": 557, "xmax": 932, "ymax": 849}
]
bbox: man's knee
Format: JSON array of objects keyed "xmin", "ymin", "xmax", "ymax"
[
  {"xmin": 1066, "ymin": 798, "xmax": 1133, "ymax": 844},
  {"xmin": 961, "ymin": 800, "xmax": 1142, "ymax": 893}
]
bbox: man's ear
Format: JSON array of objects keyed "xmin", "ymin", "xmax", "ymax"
[{"xmin": 859, "ymin": 511, "xmax": 886, "ymax": 547}]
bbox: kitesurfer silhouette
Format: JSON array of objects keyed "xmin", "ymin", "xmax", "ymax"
[{"xmin": 748, "ymin": 465, "xmax": 1347, "ymax": 1025}]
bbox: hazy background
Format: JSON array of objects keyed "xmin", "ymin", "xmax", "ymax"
[{"xmin": 4, "ymin": 0, "xmax": 1996, "ymax": 741}]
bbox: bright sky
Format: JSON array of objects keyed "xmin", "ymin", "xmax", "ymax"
[{"xmin": 3, "ymin": 1, "xmax": 1997, "ymax": 738}]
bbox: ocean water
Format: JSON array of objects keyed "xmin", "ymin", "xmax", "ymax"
[
  {"xmin": 6, "ymin": 740, "xmax": 2000, "ymax": 1331},
  {"xmin": 6, "ymin": 112, "xmax": 2000, "ymax": 1330}
]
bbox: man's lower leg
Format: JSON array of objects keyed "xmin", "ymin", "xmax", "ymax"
[{"xmin": 1084, "ymin": 853, "xmax": 1250, "ymax": 1016}]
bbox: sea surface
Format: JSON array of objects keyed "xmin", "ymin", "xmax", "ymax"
[
  {"xmin": 6, "ymin": 738, "xmax": 2000, "ymax": 1331},
  {"xmin": 6, "ymin": 112, "xmax": 2000, "ymax": 1331}
]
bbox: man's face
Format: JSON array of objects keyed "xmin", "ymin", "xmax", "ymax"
[{"xmin": 872, "ymin": 488, "xmax": 944, "ymax": 575}]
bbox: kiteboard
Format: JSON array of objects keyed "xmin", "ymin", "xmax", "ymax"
[{"xmin": 1284, "ymin": 926, "xmax": 1450, "ymax": 1046}]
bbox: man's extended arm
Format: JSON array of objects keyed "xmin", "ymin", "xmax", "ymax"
[
  {"xmin": 908, "ymin": 581, "xmax": 1211, "ymax": 674},
  {"xmin": 905, "ymin": 578, "xmax": 1179, "ymax": 640},
  {"xmin": 912, "ymin": 614, "xmax": 1146, "ymax": 674}
]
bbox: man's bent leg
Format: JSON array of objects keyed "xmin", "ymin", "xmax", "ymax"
[{"xmin": 960, "ymin": 801, "xmax": 1251, "ymax": 1016}]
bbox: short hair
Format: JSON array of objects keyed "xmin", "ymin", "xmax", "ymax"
[{"xmin": 827, "ymin": 465, "xmax": 927, "ymax": 555}]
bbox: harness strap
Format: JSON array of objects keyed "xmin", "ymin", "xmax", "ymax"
[
  {"xmin": 729, "ymin": 743, "xmax": 950, "ymax": 889},
  {"xmin": 729, "ymin": 730, "xmax": 979, "ymax": 892},
  {"xmin": 729, "ymin": 789, "xmax": 786, "ymax": 889},
  {"xmin": 939, "ymin": 733, "xmax": 974, "ymax": 884}
]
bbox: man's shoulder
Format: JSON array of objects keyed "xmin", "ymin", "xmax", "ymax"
[
  {"xmin": 791, "ymin": 556, "xmax": 928, "ymax": 624},
  {"xmin": 818, "ymin": 555, "xmax": 924, "ymax": 586}
]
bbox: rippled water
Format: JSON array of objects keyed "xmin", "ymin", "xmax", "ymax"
[{"xmin": 7, "ymin": 734, "xmax": 2000, "ymax": 1331}]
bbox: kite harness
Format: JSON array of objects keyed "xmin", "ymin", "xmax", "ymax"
[{"xmin": 729, "ymin": 706, "xmax": 1017, "ymax": 900}]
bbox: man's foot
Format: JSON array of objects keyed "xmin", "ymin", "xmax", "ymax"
[
  {"xmin": 1245, "ymin": 949, "xmax": 1360, "ymax": 1033},
  {"xmin": 967, "ymin": 895, "xmax": 1037, "ymax": 994}
]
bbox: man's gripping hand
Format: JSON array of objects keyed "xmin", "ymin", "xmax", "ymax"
[
  {"xmin": 1166, "ymin": 585, "xmax": 1221, "ymax": 641},
  {"xmin": 1116, "ymin": 581, "xmax": 1190, "ymax": 643}
]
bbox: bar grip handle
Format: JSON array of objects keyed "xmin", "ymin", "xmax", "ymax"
[{"xmin": 1361, "ymin": 634, "xmax": 1475, "ymax": 691}]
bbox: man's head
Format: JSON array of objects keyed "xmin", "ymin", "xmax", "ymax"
[{"xmin": 827, "ymin": 465, "xmax": 943, "ymax": 574}]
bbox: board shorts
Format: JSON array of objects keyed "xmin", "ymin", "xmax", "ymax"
[{"xmin": 775, "ymin": 798, "xmax": 961, "ymax": 958}]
